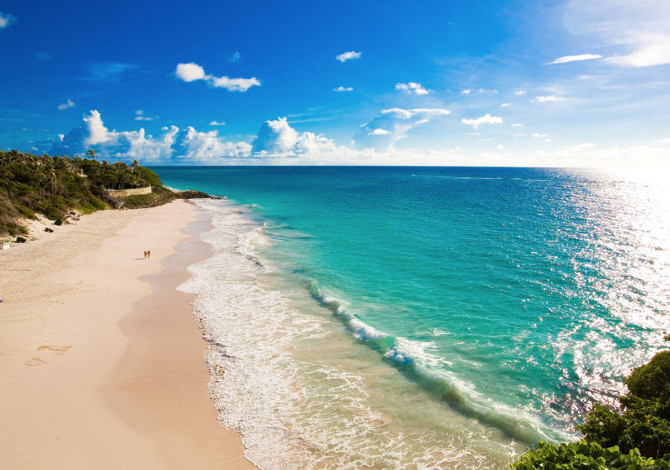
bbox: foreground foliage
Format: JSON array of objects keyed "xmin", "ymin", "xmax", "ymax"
[
  {"xmin": 577, "ymin": 351, "xmax": 670, "ymax": 459},
  {"xmin": 513, "ymin": 348, "xmax": 670, "ymax": 468},
  {"xmin": 513, "ymin": 441, "xmax": 670, "ymax": 470},
  {"xmin": 0, "ymin": 150, "xmax": 181, "ymax": 236}
]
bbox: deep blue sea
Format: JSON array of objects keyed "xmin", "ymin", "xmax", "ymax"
[{"xmin": 158, "ymin": 166, "xmax": 670, "ymax": 469}]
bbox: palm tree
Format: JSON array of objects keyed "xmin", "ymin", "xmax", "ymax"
[{"xmin": 86, "ymin": 149, "xmax": 96, "ymax": 160}]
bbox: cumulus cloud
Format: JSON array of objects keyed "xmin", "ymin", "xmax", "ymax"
[
  {"xmin": 514, "ymin": 90, "xmax": 527, "ymax": 96},
  {"xmin": 250, "ymin": 117, "xmax": 344, "ymax": 159},
  {"xmin": 209, "ymin": 120, "xmax": 226, "ymax": 126},
  {"xmin": 0, "ymin": 12, "xmax": 16, "ymax": 29},
  {"xmin": 176, "ymin": 62, "xmax": 206, "ymax": 82},
  {"xmin": 175, "ymin": 62, "xmax": 260, "ymax": 92},
  {"xmin": 512, "ymin": 123, "xmax": 523, "ymax": 127},
  {"xmin": 395, "ymin": 82, "xmax": 430, "ymax": 95},
  {"xmin": 548, "ymin": 53, "xmax": 602, "ymax": 64},
  {"xmin": 51, "ymin": 111, "xmax": 357, "ymax": 164},
  {"xmin": 172, "ymin": 127, "xmax": 252, "ymax": 162},
  {"xmin": 461, "ymin": 114, "xmax": 503, "ymax": 130},
  {"xmin": 533, "ymin": 95, "xmax": 564, "ymax": 102},
  {"xmin": 51, "ymin": 110, "xmax": 252, "ymax": 163},
  {"xmin": 57, "ymin": 99, "xmax": 75, "ymax": 110},
  {"xmin": 336, "ymin": 51, "xmax": 362, "ymax": 62},
  {"xmin": 461, "ymin": 89, "xmax": 472, "ymax": 95},
  {"xmin": 564, "ymin": 0, "xmax": 670, "ymax": 67},
  {"xmin": 354, "ymin": 108, "xmax": 450, "ymax": 150},
  {"xmin": 334, "ymin": 86, "xmax": 353, "ymax": 92},
  {"xmin": 500, "ymin": 103, "xmax": 511, "ymax": 108}
]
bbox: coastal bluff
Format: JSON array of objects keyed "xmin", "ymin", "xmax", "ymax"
[{"xmin": 0, "ymin": 150, "xmax": 212, "ymax": 242}]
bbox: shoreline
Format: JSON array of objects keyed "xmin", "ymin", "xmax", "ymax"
[{"xmin": 0, "ymin": 200, "xmax": 254, "ymax": 469}]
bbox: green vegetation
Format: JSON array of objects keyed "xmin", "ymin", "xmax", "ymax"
[
  {"xmin": 513, "ymin": 346, "xmax": 670, "ymax": 468},
  {"xmin": 513, "ymin": 441, "xmax": 670, "ymax": 470},
  {"xmin": 0, "ymin": 150, "xmax": 209, "ymax": 237}
]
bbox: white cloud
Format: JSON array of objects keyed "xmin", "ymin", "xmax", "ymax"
[
  {"xmin": 51, "ymin": 110, "xmax": 251, "ymax": 163},
  {"xmin": 176, "ymin": 62, "xmax": 206, "ymax": 82},
  {"xmin": 211, "ymin": 75, "xmax": 260, "ymax": 92},
  {"xmin": 461, "ymin": 89, "xmax": 472, "ymax": 95},
  {"xmin": 533, "ymin": 95, "xmax": 564, "ymax": 103},
  {"xmin": 564, "ymin": 0, "xmax": 670, "ymax": 67},
  {"xmin": 336, "ymin": 51, "xmax": 362, "ymax": 62},
  {"xmin": 514, "ymin": 90, "xmax": 527, "ymax": 96},
  {"xmin": 229, "ymin": 52, "xmax": 241, "ymax": 63},
  {"xmin": 334, "ymin": 86, "xmax": 353, "ymax": 92},
  {"xmin": 173, "ymin": 127, "xmax": 251, "ymax": 162},
  {"xmin": 251, "ymin": 117, "xmax": 350, "ymax": 160},
  {"xmin": 512, "ymin": 123, "xmax": 523, "ymax": 127},
  {"xmin": 209, "ymin": 120, "xmax": 226, "ymax": 126},
  {"xmin": 175, "ymin": 62, "xmax": 261, "ymax": 92},
  {"xmin": 606, "ymin": 35, "xmax": 670, "ymax": 67},
  {"xmin": 354, "ymin": 108, "xmax": 450, "ymax": 150},
  {"xmin": 461, "ymin": 114, "xmax": 503, "ymax": 130},
  {"xmin": 548, "ymin": 54, "xmax": 602, "ymax": 64},
  {"xmin": 40, "ymin": 109, "xmax": 670, "ymax": 167},
  {"xmin": 500, "ymin": 103, "xmax": 511, "ymax": 108},
  {"xmin": 0, "ymin": 12, "xmax": 16, "ymax": 29},
  {"xmin": 370, "ymin": 128, "xmax": 390, "ymax": 135},
  {"xmin": 532, "ymin": 133, "xmax": 548, "ymax": 138},
  {"xmin": 57, "ymin": 99, "xmax": 75, "ymax": 110},
  {"xmin": 251, "ymin": 117, "xmax": 298, "ymax": 154},
  {"xmin": 134, "ymin": 110, "xmax": 154, "ymax": 121},
  {"xmin": 395, "ymin": 82, "xmax": 431, "ymax": 95}
]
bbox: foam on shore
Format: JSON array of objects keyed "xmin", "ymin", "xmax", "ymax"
[{"xmin": 180, "ymin": 198, "xmax": 526, "ymax": 469}]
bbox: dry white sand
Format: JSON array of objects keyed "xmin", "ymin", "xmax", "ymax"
[{"xmin": 0, "ymin": 200, "xmax": 255, "ymax": 469}]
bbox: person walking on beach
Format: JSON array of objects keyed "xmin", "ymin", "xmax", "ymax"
[
  {"xmin": 147, "ymin": 250, "xmax": 151, "ymax": 259},
  {"xmin": 143, "ymin": 250, "xmax": 147, "ymax": 259}
]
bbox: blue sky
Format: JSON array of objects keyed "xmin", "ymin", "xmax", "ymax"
[{"xmin": 1, "ymin": 0, "xmax": 669, "ymax": 166}]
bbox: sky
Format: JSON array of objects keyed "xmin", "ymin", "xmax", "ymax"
[{"xmin": 1, "ymin": 0, "xmax": 669, "ymax": 167}]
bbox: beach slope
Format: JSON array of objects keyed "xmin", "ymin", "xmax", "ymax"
[{"xmin": 0, "ymin": 200, "xmax": 254, "ymax": 469}]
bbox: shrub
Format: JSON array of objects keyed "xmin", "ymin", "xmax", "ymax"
[
  {"xmin": 512, "ymin": 440, "xmax": 670, "ymax": 470},
  {"xmin": 15, "ymin": 204, "xmax": 36, "ymax": 219},
  {"xmin": 627, "ymin": 352, "xmax": 670, "ymax": 400},
  {"xmin": 577, "ymin": 351, "xmax": 670, "ymax": 458}
]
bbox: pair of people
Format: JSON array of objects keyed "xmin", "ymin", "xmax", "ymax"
[{"xmin": 143, "ymin": 250, "xmax": 151, "ymax": 259}]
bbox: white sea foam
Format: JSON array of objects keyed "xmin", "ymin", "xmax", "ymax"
[{"xmin": 180, "ymin": 198, "xmax": 524, "ymax": 469}]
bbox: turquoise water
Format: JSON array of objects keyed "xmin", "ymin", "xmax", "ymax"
[{"xmin": 162, "ymin": 166, "xmax": 670, "ymax": 468}]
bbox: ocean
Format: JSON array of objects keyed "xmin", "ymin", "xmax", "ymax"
[{"xmin": 156, "ymin": 166, "xmax": 670, "ymax": 469}]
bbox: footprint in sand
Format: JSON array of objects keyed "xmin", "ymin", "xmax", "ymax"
[
  {"xmin": 25, "ymin": 344, "xmax": 73, "ymax": 366},
  {"xmin": 25, "ymin": 357, "xmax": 47, "ymax": 367},
  {"xmin": 37, "ymin": 345, "xmax": 72, "ymax": 355}
]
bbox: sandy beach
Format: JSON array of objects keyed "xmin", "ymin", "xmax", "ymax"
[{"xmin": 0, "ymin": 200, "xmax": 255, "ymax": 469}]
